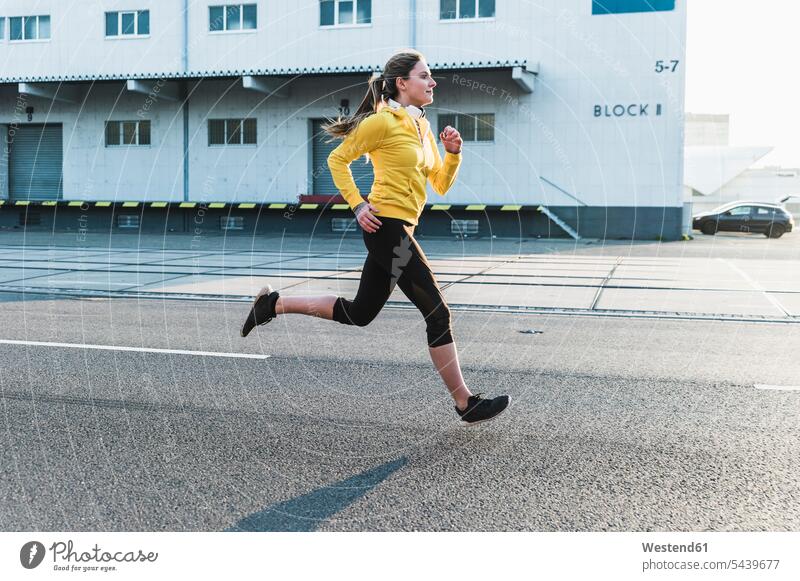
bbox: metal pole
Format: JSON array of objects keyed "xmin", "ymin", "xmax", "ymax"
[{"xmin": 182, "ymin": 0, "xmax": 189, "ymax": 202}]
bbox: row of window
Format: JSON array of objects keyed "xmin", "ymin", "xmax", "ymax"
[
  {"xmin": 209, "ymin": 4, "xmax": 258, "ymax": 31},
  {"xmin": 440, "ymin": 0, "xmax": 496, "ymax": 20},
  {"xmin": 105, "ymin": 114, "xmax": 496, "ymax": 147},
  {"xmin": 0, "ymin": 2, "xmax": 497, "ymax": 42},
  {"xmin": 106, "ymin": 11, "xmax": 150, "ymax": 37},
  {"xmin": 0, "ymin": 15, "xmax": 51, "ymax": 41},
  {"xmin": 320, "ymin": 0, "xmax": 496, "ymax": 25},
  {"xmin": 0, "ymin": 12, "xmax": 152, "ymax": 41},
  {"xmin": 105, "ymin": 121, "xmax": 152, "ymax": 146},
  {"xmin": 104, "ymin": 119, "xmax": 262, "ymax": 146}
]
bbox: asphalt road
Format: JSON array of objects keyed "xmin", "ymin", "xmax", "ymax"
[{"xmin": 1, "ymin": 293, "xmax": 798, "ymax": 531}]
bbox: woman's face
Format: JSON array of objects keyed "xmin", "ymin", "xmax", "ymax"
[{"xmin": 397, "ymin": 59, "xmax": 437, "ymax": 107}]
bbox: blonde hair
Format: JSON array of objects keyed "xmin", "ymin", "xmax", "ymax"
[{"xmin": 321, "ymin": 49, "xmax": 425, "ymax": 140}]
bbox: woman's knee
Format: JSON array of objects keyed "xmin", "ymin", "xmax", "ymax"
[
  {"xmin": 426, "ymin": 304, "xmax": 453, "ymax": 347},
  {"xmin": 351, "ymin": 311, "xmax": 377, "ymax": 327}
]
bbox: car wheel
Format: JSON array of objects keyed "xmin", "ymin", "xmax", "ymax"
[
  {"xmin": 766, "ymin": 224, "xmax": 785, "ymax": 239},
  {"xmin": 701, "ymin": 221, "xmax": 717, "ymax": 235}
]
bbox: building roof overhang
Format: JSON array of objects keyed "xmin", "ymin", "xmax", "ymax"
[
  {"xmin": 684, "ymin": 146, "xmax": 774, "ymax": 196},
  {"xmin": 0, "ymin": 59, "xmax": 533, "ymax": 85}
]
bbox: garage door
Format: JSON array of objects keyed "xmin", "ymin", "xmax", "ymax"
[
  {"xmin": 311, "ymin": 119, "xmax": 374, "ymax": 195},
  {"xmin": 8, "ymin": 123, "xmax": 64, "ymax": 200}
]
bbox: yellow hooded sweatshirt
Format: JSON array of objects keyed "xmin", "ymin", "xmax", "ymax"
[{"xmin": 327, "ymin": 97, "xmax": 462, "ymax": 226}]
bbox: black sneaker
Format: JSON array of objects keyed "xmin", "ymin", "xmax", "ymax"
[
  {"xmin": 240, "ymin": 285, "xmax": 280, "ymax": 337},
  {"xmin": 455, "ymin": 393, "xmax": 510, "ymax": 425}
]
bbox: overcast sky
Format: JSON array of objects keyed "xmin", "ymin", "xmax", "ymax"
[{"xmin": 686, "ymin": 0, "xmax": 800, "ymax": 167}]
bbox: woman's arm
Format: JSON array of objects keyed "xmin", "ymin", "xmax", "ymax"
[
  {"xmin": 327, "ymin": 114, "xmax": 388, "ymax": 212},
  {"xmin": 428, "ymin": 126, "xmax": 463, "ymax": 196}
]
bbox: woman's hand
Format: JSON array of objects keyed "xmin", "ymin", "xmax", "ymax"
[
  {"xmin": 439, "ymin": 125, "xmax": 463, "ymax": 154},
  {"xmin": 355, "ymin": 202, "xmax": 382, "ymax": 233}
]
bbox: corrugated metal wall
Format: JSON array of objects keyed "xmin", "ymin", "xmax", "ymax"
[
  {"xmin": 312, "ymin": 118, "xmax": 374, "ymax": 196},
  {"xmin": 8, "ymin": 123, "xmax": 63, "ymax": 200}
]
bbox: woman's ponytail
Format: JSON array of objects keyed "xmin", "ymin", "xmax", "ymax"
[
  {"xmin": 321, "ymin": 72, "xmax": 386, "ymax": 141},
  {"xmin": 321, "ymin": 49, "xmax": 423, "ymax": 141}
]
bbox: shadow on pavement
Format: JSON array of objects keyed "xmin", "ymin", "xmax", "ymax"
[{"xmin": 226, "ymin": 457, "xmax": 408, "ymax": 532}]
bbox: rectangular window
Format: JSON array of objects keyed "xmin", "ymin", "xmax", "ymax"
[
  {"xmin": 440, "ymin": 0, "xmax": 494, "ymax": 20},
  {"xmin": 209, "ymin": 4, "xmax": 257, "ymax": 31},
  {"xmin": 242, "ymin": 118, "xmax": 257, "ymax": 144},
  {"xmin": 320, "ymin": 1, "xmax": 335, "ymax": 25},
  {"xmin": 356, "ymin": 0, "xmax": 371, "ymax": 23},
  {"xmin": 121, "ymin": 12, "xmax": 135, "ymax": 34},
  {"xmin": 225, "ymin": 119, "xmax": 241, "ymax": 144},
  {"xmin": 242, "ymin": 4, "xmax": 257, "ymax": 28},
  {"xmin": 209, "ymin": 119, "xmax": 256, "ymax": 145},
  {"xmin": 592, "ymin": 0, "xmax": 675, "ymax": 15},
  {"xmin": 339, "ymin": 1, "xmax": 353, "ymax": 24},
  {"xmin": 105, "ymin": 120, "xmax": 151, "ymax": 146},
  {"xmin": 320, "ymin": 0, "xmax": 371, "ymax": 26},
  {"xmin": 138, "ymin": 119, "xmax": 151, "ymax": 144},
  {"xmin": 9, "ymin": 15, "xmax": 51, "ymax": 41},
  {"xmin": 24, "ymin": 16, "xmax": 36, "ymax": 39},
  {"xmin": 475, "ymin": 113, "xmax": 494, "ymax": 141},
  {"xmin": 440, "ymin": 0, "xmax": 456, "ymax": 19},
  {"xmin": 125, "ymin": 12, "xmax": 135, "ymax": 34},
  {"xmin": 208, "ymin": 6, "xmax": 225, "ymax": 32},
  {"xmin": 438, "ymin": 113, "xmax": 494, "ymax": 142},
  {"xmin": 138, "ymin": 11, "xmax": 149, "ymax": 34},
  {"xmin": 105, "ymin": 12, "xmax": 118, "ymax": 36},
  {"xmin": 226, "ymin": 5, "xmax": 241, "ymax": 30},
  {"xmin": 38, "ymin": 15, "xmax": 50, "ymax": 38},
  {"xmin": 10, "ymin": 17, "xmax": 21, "ymax": 40},
  {"xmin": 122, "ymin": 121, "xmax": 137, "ymax": 145},
  {"xmin": 105, "ymin": 122, "xmax": 120, "ymax": 146},
  {"xmin": 105, "ymin": 11, "xmax": 150, "ymax": 37},
  {"xmin": 209, "ymin": 119, "xmax": 225, "ymax": 144},
  {"xmin": 209, "ymin": 6, "xmax": 224, "ymax": 30},
  {"xmin": 459, "ymin": 114, "xmax": 476, "ymax": 142},
  {"xmin": 0, "ymin": 18, "xmax": 5, "ymax": 40}
]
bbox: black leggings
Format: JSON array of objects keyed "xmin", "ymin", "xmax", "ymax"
[{"xmin": 332, "ymin": 216, "xmax": 454, "ymax": 347}]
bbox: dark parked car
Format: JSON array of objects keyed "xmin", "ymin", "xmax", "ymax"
[{"xmin": 692, "ymin": 202, "xmax": 795, "ymax": 238}]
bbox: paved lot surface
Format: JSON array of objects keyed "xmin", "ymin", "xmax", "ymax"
[
  {"xmin": 0, "ymin": 230, "xmax": 798, "ymax": 322},
  {"xmin": 0, "ymin": 231, "xmax": 798, "ymax": 531}
]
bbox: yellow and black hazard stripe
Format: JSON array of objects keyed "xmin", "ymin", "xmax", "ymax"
[{"xmin": 0, "ymin": 200, "xmax": 538, "ymax": 212}]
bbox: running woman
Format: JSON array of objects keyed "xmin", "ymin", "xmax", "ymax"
[{"xmin": 241, "ymin": 49, "xmax": 509, "ymax": 425}]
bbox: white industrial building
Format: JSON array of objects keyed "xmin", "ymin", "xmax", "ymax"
[
  {"xmin": 0, "ymin": 0, "xmax": 687, "ymax": 239},
  {"xmin": 684, "ymin": 113, "xmax": 800, "ymax": 216}
]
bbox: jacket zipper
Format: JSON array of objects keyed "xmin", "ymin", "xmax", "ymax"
[{"xmin": 410, "ymin": 116, "xmax": 423, "ymax": 146}]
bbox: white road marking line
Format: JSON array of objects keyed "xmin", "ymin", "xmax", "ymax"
[
  {"xmin": 754, "ymin": 384, "xmax": 800, "ymax": 391},
  {"xmin": 0, "ymin": 339, "xmax": 269, "ymax": 359}
]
